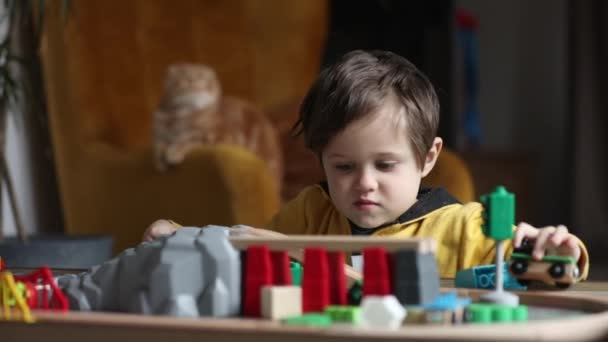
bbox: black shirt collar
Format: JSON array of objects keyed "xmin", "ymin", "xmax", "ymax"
[{"xmin": 319, "ymin": 181, "xmax": 460, "ymax": 236}]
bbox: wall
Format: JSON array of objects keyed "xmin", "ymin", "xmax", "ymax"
[{"xmin": 456, "ymin": 0, "xmax": 569, "ymax": 226}]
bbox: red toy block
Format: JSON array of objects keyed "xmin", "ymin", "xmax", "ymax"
[
  {"xmin": 327, "ymin": 251, "xmax": 347, "ymax": 305},
  {"xmin": 243, "ymin": 245, "xmax": 273, "ymax": 317},
  {"xmin": 271, "ymin": 251, "xmax": 292, "ymax": 285},
  {"xmin": 363, "ymin": 247, "xmax": 392, "ymax": 296},
  {"xmin": 14, "ymin": 266, "xmax": 69, "ymax": 311},
  {"xmin": 20, "ymin": 282, "xmax": 36, "ymax": 308},
  {"xmin": 302, "ymin": 247, "xmax": 330, "ymax": 312}
]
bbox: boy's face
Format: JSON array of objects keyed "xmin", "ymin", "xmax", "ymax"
[{"xmin": 321, "ymin": 107, "xmax": 430, "ymax": 229}]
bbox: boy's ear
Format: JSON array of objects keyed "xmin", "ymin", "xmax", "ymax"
[{"xmin": 421, "ymin": 137, "xmax": 443, "ymax": 177}]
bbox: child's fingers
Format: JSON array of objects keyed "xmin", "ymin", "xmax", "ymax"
[
  {"xmin": 513, "ymin": 223, "xmax": 581, "ymax": 261},
  {"xmin": 544, "ymin": 225, "xmax": 581, "ymax": 259},
  {"xmin": 142, "ymin": 219, "xmax": 174, "ymax": 242},
  {"xmin": 513, "ymin": 222, "xmax": 539, "ymax": 247},
  {"xmin": 142, "ymin": 228, "xmax": 156, "ymax": 242},
  {"xmin": 142, "ymin": 228, "xmax": 153, "ymax": 242},
  {"xmin": 556, "ymin": 234, "xmax": 581, "ymax": 261},
  {"xmin": 142, "ymin": 221, "xmax": 160, "ymax": 242},
  {"xmin": 565, "ymin": 236, "xmax": 579, "ymax": 250},
  {"xmin": 548, "ymin": 225, "xmax": 570, "ymax": 246},
  {"xmin": 532, "ymin": 226, "xmax": 558, "ymax": 260}
]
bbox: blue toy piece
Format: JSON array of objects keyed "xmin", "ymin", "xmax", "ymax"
[
  {"xmin": 422, "ymin": 292, "xmax": 471, "ymax": 311},
  {"xmin": 455, "ymin": 263, "xmax": 527, "ymax": 291},
  {"xmin": 413, "ymin": 292, "xmax": 471, "ymax": 325}
]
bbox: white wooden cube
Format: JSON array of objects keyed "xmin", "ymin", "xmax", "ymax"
[
  {"xmin": 360, "ymin": 295, "xmax": 407, "ymax": 329},
  {"xmin": 261, "ymin": 286, "xmax": 302, "ymax": 320}
]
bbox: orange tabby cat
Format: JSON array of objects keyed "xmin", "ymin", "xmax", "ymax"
[{"xmin": 153, "ymin": 63, "xmax": 283, "ymax": 191}]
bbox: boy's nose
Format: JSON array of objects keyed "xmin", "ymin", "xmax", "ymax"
[{"xmin": 356, "ymin": 169, "xmax": 378, "ymax": 191}]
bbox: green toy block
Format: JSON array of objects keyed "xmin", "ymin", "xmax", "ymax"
[
  {"xmin": 491, "ymin": 305, "xmax": 513, "ymax": 322},
  {"xmin": 467, "ymin": 304, "xmax": 492, "ymax": 323},
  {"xmin": 512, "ymin": 305, "xmax": 528, "ymax": 321},
  {"xmin": 466, "ymin": 303, "xmax": 528, "ymax": 323},
  {"xmin": 290, "ymin": 261, "xmax": 303, "ymax": 286},
  {"xmin": 283, "ymin": 313, "xmax": 332, "ymax": 327},
  {"xmin": 481, "ymin": 186, "xmax": 515, "ymax": 240},
  {"xmin": 325, "ymin": 305, "xmax": 361, "ymax": 324}
]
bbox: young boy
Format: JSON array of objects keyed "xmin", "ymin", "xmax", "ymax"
[{"xmin": 144, "ymin": 50, "xmax": 589, "ymax": 280}]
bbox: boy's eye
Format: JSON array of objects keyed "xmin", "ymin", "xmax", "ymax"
[
  {"xmin": 376, "ymin": 161, "xmax": 397, "ymax": 171},
  {"xmin": 334, "ymin": 163, "xmax": 354, "ymax": 172}
]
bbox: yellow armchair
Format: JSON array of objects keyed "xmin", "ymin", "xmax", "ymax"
[
  {"xmin": 37, "ymin": 0, "xmax": 330, "ymax": 253},
  {"xmin": 422, "ymin": 147, "xmax": 475, "ymax": 203},
  {"xmin": 65, "ymin": 143, "xmax": 280, "ymax": 253},
  {"xmin": 42, "ymin": 19, "xmax": 280, "ymax": 252},
  {"xmin": 42, "ymin": 16, "xmax": 280, "ymax": 252}
]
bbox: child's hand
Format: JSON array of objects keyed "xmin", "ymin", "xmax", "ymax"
[
  {"xmin": 513, "ymin": 222, "xmax": 581, "ymax": 262},
  {"xmin": 142, "ymin": 219, "xmax": 178, "ymax": 242}
]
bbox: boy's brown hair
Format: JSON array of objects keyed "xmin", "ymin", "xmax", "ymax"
[{"xmin": 292, "ymin": 50, "xmax": 440, "ymax": 168}]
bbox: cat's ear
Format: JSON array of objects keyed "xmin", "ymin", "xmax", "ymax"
[
  {"xmin": 168, "ymin": 64, "xmax": 188, "ymax": 79},
  {"xmin": 167, "ymin": 64, "xmax": 179, "ymax": 77}
]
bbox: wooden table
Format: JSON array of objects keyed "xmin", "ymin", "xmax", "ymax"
[
  {"xmin": 441, "ymin": 279, "xmax": 608, "ymax": 297},
  {"xmin": 3, "ymin": 281, "xmax": 608, "ymax": 342}
]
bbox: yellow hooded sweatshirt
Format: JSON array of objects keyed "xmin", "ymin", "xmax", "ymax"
[{"xmin": 266, "ymin": 183, "xmax": 589, "ymax": 280}]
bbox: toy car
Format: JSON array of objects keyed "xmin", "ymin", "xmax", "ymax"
[{"xmin": 508, "ymin": 239, "xmax": 579, "ymax": 289}]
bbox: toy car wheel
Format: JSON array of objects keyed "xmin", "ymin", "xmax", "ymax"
[
  {"xmin": 555, "ymin": 282, "xmax": 571, "ymax": 289},
  {"xmin": 572, "ymin": 266, "xmax": 580, "ymax": 279},
  {"xmin": 510, "ymin": 259, "xmax": 528, "ymax": 275},
  {"xmin": 549, "ymin": 262, "xmax": 566, "ymax": 279},
  {"xmin": 513, "ymin": 238, "xmax": 534, "ymax": 255}
]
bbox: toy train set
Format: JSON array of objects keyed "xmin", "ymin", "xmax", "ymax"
[
  {"xmin": 1, "ymin": 186, "xmax": 603, "ymax": 340},
  {"xmin": 0, "ymin": 226, "xmax": 583, "ymax": 327}
]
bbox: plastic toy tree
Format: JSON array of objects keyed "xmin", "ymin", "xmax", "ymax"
[
  {"xmin": 480, "ymin": 186, "xmax": 519, "ymax": 306},
  {"xmin": 1, "ymin": 271, "xmax": 34, "ymax": 322}
]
